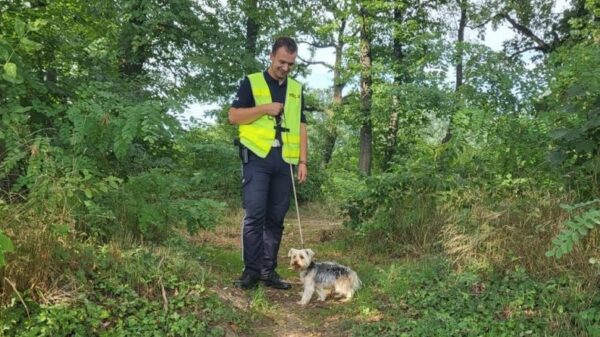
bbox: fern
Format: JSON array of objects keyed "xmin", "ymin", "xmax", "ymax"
[{"xmin": 546, "ymin": 200, "xmax": 600, "ymax": 258}]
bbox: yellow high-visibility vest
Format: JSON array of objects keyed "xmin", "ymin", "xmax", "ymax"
[{"xmin": 239, "ymin": 72, "xmax": 302, "ymax": 164}]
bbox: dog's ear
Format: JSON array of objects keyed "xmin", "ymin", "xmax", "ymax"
[
  {"xmin": 288, "ymin": 248, "xmax": 296, "ymax": 257},
  {"xmin": 306, "ymin": 249, "xmax": 315, "ymax": 258}
]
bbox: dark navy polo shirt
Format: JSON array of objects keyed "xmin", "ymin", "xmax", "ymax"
[{"xmin": 231, "ymin": 70, "xmax": 307, "ymax": 125}]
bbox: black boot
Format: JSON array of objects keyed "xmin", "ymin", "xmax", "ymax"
[
  {"xmin": 260, "ymin": 271, "xmax": 291, "ymax": 290},
  {"xmin": 234, "ymin": 269, "xmax": 259, "ymax": 290}
]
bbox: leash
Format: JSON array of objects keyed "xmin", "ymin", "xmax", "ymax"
[
  {"xmin": 280, "ymin": 105, "xmax": 305, "ymax": 249},
  {"xmin": 289, "ymin": 164, "xmax": 305, "ymax": 249}
]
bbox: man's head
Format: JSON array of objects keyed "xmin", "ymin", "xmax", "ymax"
[{"xmin": 268, "ymin": 36, "xmax": 298, "ymax": 81}]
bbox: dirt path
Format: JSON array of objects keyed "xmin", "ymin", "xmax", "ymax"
[{"xmin": 195, "ymin": 207, "xmax": 351, "ymax": 337}]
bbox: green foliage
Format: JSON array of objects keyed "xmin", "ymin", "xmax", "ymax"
[
  {"xmin": 0, "ymin": 229, "xmax": 14, "ymax": 268},
  {"xmin": 341, "ymin": 110, "xmax": 558, "ymax": 235},
  {"xmin": 546, "ymin": 200, "xmax": 600, "ymax": 258},
  {"xmin": 0, "ymin": 2, "xmax": 243, "ymax": 246},
  {"xmin": 0, "ymin": 242, "xmax": 248, "ymax": 336},
  {"xmin": 182, "ymin": 128, "xmax": 240, "ymax": 203},
  {"xmin": 458, "ymin": 43, "xmax": 543, "ymax": 115},
  {"xmin": 0, "ymin": 17, "xmax": 45, "ymax": 84},
  {"xmin": 65, "ymin": 81, "xmax": 179, "ymax": 164},
  {"xmin": 546, "ymin": 19, "xmax": 600, "ymax": 195},
  {"xmin": 2, "ymin": 1, "xmax": 600, "ymax": 336},
  {"xmin": 109, "ymin": 169, "xmax": 225, "ymax": 242},
  {"xmin": 340, "ymin": 145, "xmax": 452, "ymax": 251},
  {"xmin": 352, "ymin": 262, "xmax": 600, "ymax": 336},
  {"xmin": 296, "ymin": 161, "xmax": 327, "ymax": 202}
]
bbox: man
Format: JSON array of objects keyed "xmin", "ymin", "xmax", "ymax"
[{"xmin": 229, "ymin": 36, "xmax": 308, "ymax": 290}]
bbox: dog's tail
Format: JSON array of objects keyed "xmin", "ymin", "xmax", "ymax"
[{"xmin": 350, "ymin": 270, "xmax": 362, "ymax": 291}]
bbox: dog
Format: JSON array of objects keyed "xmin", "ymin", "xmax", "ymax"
[{"xmin": 288, "ymin": 248, "xmax": 361, "ymax": 305}]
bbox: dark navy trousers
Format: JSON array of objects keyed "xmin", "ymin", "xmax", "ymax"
[{"xmin": 241, "ymin": 147, "xmax": 292, "ymax": 276}]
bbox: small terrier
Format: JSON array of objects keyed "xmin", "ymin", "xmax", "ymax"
[{"xmin": 288, "ymin": 248, "xmax": 361, "ymax": 305}]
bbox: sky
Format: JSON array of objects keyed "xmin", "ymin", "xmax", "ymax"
[{"xmin": 179, "ymin": 0, "xmax": 570, "ymax": 125}]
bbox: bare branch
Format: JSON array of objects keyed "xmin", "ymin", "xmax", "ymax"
[
  {"xmin": 297, "ymin": 54, "xmax": 334, "ymax": 70},
  {"xmin": 297, "ymin": 39, "xmax": 335, "ymax": 49},
  {"xmin": 469, "ymin": 17, "xmax": 493, "ymax": 30},
  {"xmin": 509, "ymin": 46, "xmax": 545, "ymax": 58},
  {"xmin": 502, "ymin": 13, "xmax": 552, "ymax": 53}
]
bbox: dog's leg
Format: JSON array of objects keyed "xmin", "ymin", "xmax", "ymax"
[
  {"xmin": 316, "ymin": 287, "xmax": 328, "ymax": 301},
  {"xmin": 298, "ymin": 279, "xmax": 315, "ymax": 305},
  {"xmin": 339, "ymin": 290, "xmax": 354, "ymax": 302},
  {"xmin": 335, "ymin": 281, "xmax": 354, "ymax": 302}
]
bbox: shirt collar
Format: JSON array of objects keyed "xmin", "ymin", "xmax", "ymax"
[{"xmin": 264, "ymin": 70, "xmax": 286, "ymax": 86}]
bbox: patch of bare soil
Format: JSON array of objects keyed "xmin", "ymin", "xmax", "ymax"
[{"xmin": 199, "ymin": 208, "xmax": 352, "ymax": 337}]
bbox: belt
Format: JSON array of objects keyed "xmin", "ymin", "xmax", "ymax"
[{"xmin": 272, "ymin": 139, "xmax": 281, "ymax": 148}]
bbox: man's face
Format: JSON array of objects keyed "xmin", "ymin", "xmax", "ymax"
[{"xmin": 269, "ymin": 47, "xmax": 296, "ymax": 81}]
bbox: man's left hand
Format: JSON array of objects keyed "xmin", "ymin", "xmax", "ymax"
[{"xmin": 297, "ymin": 163, "xmax": 307, "ymax": 183}]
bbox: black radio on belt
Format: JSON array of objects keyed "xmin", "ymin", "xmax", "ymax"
[{"xmin": 233, "ymin": 137, "xmax": 249, "ymax": 164}]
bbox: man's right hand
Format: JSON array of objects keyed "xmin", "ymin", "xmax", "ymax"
[{"xmin": 262, "ymin": 102, "xmax": 284, "ymax": 117}]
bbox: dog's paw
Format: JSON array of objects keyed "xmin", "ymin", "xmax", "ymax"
[{"xmin": 297, "ymin": 300, "xmax": 308, "ymax": 305}]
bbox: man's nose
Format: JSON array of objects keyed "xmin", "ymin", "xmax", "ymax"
[{"xmin": 281, "ymin": 64, "xmax": 289, "ymax": 71}]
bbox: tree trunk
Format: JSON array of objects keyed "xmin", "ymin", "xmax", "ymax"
[
  {"xmin": 119, "ymin": 0, "xmax": 150, "ymax": 77},
  {"xmin": 322, "ymin": 19, "xmax": 346, "ymax": 167},
  {"xmin": 442, "ymin": 0, "xmax": 467, "ymax": 144},
  {"xmin": 382, "ymin": 4, "xmax": 404, "ymax": 171},
  {"xmin": 244, "ymin": 0, "xmax": 259, "ymax": 58},
  {"xmin": 455, "ymin": 0, "xmax": 466, "ymax": 90},
  {"xmin": 502, "ymin": 13, "xmax": 552, "ymax": 53},
  {"xmin": 358, "ymin": 5, "xmax": 373, "ymax": 175}
]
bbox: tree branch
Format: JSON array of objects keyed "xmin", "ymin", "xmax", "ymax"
[
  {"xmin": 297, "ymin": 54, "xmax": 334, "ymax": 70},
  {"xmin": 297, "ymin": 39, "xmax": 335, "ymax": 49},
  {"xmin": 469, "ymin": 17, "xmax": 492, "ymax": 30},
  {"xmin": 509, "ymin": 46, "xmax": 546, "ymax": 58},
  {"xmin": 502, "ymin": 13, "xmax": 552, "ymax": 53}
]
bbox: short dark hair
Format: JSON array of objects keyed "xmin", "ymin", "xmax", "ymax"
[{"xmin": 271, "ymin": 36, "xmax": 298, "ymax": 54}]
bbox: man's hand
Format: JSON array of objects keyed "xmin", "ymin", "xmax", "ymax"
[
  {"xmin": 262, "ymin": 102, "xmax": 284, "ymax": 116},
  {"xmin": 297, "ymin": 163, "xmax": 307, "ymax": 183},
  {"xmin": 229, "ymin": 103, "xmax": 283, "ymax": 124}
]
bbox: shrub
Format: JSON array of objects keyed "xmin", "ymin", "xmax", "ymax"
[{"xmin": 108, "ymin": 169, "xmax": 225, "ymax": 242}]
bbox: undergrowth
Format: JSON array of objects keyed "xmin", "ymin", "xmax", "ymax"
[
  {"xmin": 350, "ymin": 258, "xmax": 600, "ymax": 337},
  {"xmin": 0, "ymin": 236, "xmax": 251, "ymax": 337}
]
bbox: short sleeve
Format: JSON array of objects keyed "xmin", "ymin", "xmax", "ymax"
[{"xmin": 231, "ymin": 77, "xmax": 255, "ymax": 108}]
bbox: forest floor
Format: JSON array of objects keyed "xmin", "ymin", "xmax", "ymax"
[
  {"xmin": 192, "ymin": 204, "xmax": 368, "ymax": 337},
  {"xmin": 189, "ymin": 203, "xmax": 597, "ymax": 337},
  {"xmin": 2, "ymin": 203, "xmax": 595, "ymax": 336}
]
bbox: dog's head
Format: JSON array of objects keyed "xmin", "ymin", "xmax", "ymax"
[{"xmin": 288, "ymin": 248, "xmax": 314, "ymax": 271}]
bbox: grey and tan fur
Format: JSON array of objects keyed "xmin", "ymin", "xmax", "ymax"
[{"xmin": 288, "ymin": 248, "xmax": 361, "ymax": 305}]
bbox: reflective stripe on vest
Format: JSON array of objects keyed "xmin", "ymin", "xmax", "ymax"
[{"xmin": 239, "ymin": 72, "xmax": 302, "ymax": 165}]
